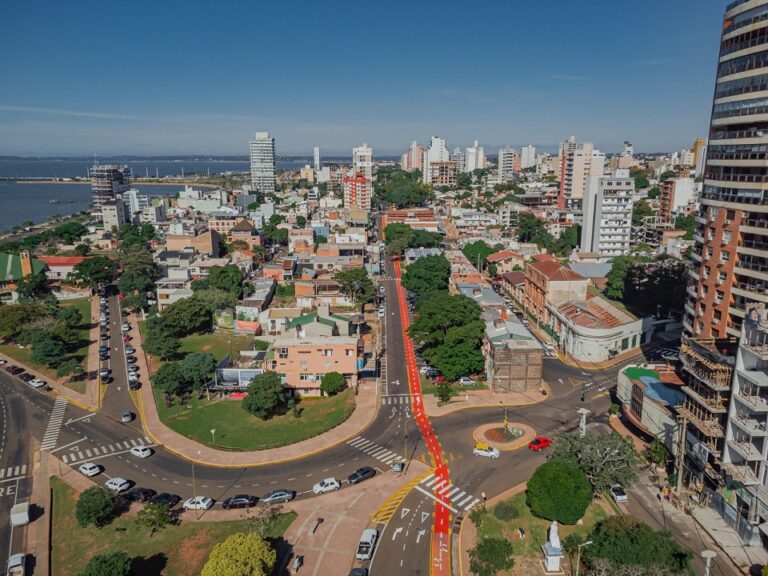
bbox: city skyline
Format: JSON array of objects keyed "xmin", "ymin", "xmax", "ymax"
[{"xmin": 1, "ymin": 0, "xmax": 726, "ymax": 155}]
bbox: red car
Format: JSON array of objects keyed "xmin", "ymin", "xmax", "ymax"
[
  {"xmin": 123, "ymin": 334, "xmax": 132, "ymax": 342},
  {"xmin": 433, "ymin": 375, "xmax": 445, "ymax": 384},
  {"xmin": 528, "ymin": 436, "xmax": 552, "ymax": 451}
]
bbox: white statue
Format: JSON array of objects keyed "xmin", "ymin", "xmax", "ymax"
[{"xmin": 548, "ymin": 520, "xmax": 561, "ymax": 550}]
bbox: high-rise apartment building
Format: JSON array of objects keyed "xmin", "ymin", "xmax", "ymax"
[
  {"xmin": 352, "ymin": 143, "xmax": 374, "ymax": 180},
  {"xmin": 422, "ymin": 137, "xmax": 450, "ymax": 184},
  {"xmin": 521, "ymin": 145, "xmax": 536, "ymax": 170},
  {"xmin": 558, "ymin": 139, "xmax": 605, "ymax": 210},
  {"xmin": 400, "ymin": 141, "xmax": 425, "ymax": 173},
  {"xmin": 249, "ymin": 132, "xmax": 276, "ymax": 194},
  {"xmin": 451, "ymin": 147, "xmax": 465, "ymax": 174},
  {"xmin": 90, "ymin": 164, "xmax": 130, "ymax": 213},
  {"xmin": 464, "ymin": 140, "xmax": 487, "ymax": 173},
  {"xmin": 498, "ymin": 147, "xmax": 521, "ymax": 184},
  {"xmin": 581, "ymin": 170, "xmax": 634, "ymax": 261},
  {"xmin": 343, "ymin": 171, "xmax": 373, "ymax": 211},
  {"xmin": 101, "ymin": 199, "xmax": 127, "ymax": 231},
  {"xmin": 313, "ymin": 146, "xmax": 321, "ymax": 172}
]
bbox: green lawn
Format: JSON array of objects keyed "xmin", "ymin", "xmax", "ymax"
[
  {"xmin": 473, "ymin": 492, "xmax": 608, "ymax": 570},
  {"xmin": 0, "ymin": 297, "xmax": 91, "ymax": 393},
  {"xmin": 177, "ymin": 332, "xmax": 255, "ymax": 361},
  {"xmin": 155, "ymin": 387, "xmax": 357, "ymax": 451},
  {"xmin": 51, "ymin": 476, "xmax": 295, "ymax": 576}
]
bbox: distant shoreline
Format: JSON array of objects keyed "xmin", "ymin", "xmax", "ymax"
[{"xmin": 14, "ymin": 179, "xmax": 216, "ymax": 189}]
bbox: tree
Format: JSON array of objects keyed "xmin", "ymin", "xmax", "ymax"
[
  {"xmin": 526, "ymin": 461, "xmax": 592, "ymax": 524},
  {"xmin": 31, "ymin": 334, "xmax": 67, "ymax": 367},
  {"xmin": 71, "ymin": 256, "xmax": 114, "ymax": 288},
  {"xmin": 0, "ymin": 303, "xmax": 42, "ymax": 340},
  {"xmin": 207, "ymin": 265, "xmax": 244, "ymax": 297},
  {"xmin": 631, "ymin": 199, "xmax": 654, "ymax": 227},
  {"xmin": 201, "ymin": 532, "xmax": 276, "ymax": 576},
  {"xmin": 296, "ymin": 215, "xmax": 307, "ymax": 227},
  {"xmin": 461, "ymin": 241, "xmax": 494, "ymax": 272},
  {"xmin": 143, "ymin": 317, "xmax": 180, "ymax": 360},
  {"xmin": 384, "ymin": 223, "xmax": 414, "ymax": 255},
  {"xmin": 435, "ymin": 381, "xmax": 453, "ymax": 403},
  {"xmin": 80, "ymin": 552, "xmax": 132, "ymax": 576},
  {"xmin": 409, "ymin": 294, "xmax": 482, "ymax": 347},
  {"xmin": 192, "ymin": 288, "xmax": 238, "ymax": 312},
  {"xmin": 562, "ymin": 533, "xmax": 585, "ymax": 574},
  {"xmin": 74, "ymin": 243, "xmax": 90, "ymax": 256},
  {"xmin": 243, "ymin": 372, "xmax": 289, "ymax": 420},
  {"xmin": 605, "ymin": 256, "xmax": 636, "ymax": 301},
  {"xmin": 320, "ymin": 372, "xmax": 346, "ymax": 396},
  {"xmin": 229, "ymin": 239, "xmax": 250, "ymax": 252},
  {"xmin": 56, "ymin": 358, "xmax": 83, "ymax": 378},
  {"xmin": 468, "ymin": 537, "xmax": 515, "ymax": 576},
  {"xmin": 424, "ymin": 320, "xmax": 485, "ymax": 381},
  {"xmin": 550, "ymin": 432, "xmax": 641, "ymax": 491},
  {"xmin": 516, "ymin": 214, "xmax": 554, "ymax": 246},
  {"xmin": 56, "ymin": 306, "xmax": 83, "ymax": 329},
  {"xmin": 75, "ymin": 487, "xmax": 116, "ymax": 528},
  {"xmin": 152, "ymin": 362, "xmax": 187, "ymax": 398},
  {"xmin": 646, "ymin": 438, "xmax": 671, "ymax": 468},
  {"xmin": 456, "ymin": 172, "xmax": 472, "ymax": 188},
  {"xmin": 659, "ymin": 170, "xmax": 677, "ymax": 182},
  {"xmin": 136, "ymin": 502, "xmax": 172, "ymax": 537},
  {"xmin": 16, "ymin": 272, "xmax": 48, "ymax": 301},
  {"xmin": 334, "ymin": 268, "xmax": 374, "ymax": 306},
  {"xmin": 624, "ymin": 257, "xmax": 689, "ymax": 315},
  {"xmin": 585, "ymin": 516, "xmax": 691, "ymax": 574},
  {"xmin": 674, "ymin": 214, "xmax": 696, "ymax": 240},
  {"xmin": 376, "ymin": 169, "xmax": 431, "ymax": 208},
  {"xmin": 180, "ymin": 352, "xmax": 217, "ymax": 391},
  {"xmin": 161, "ymin": 297, "xmax": 214, "ymax": 336},
  {"xmin": 633, "ymin": 173, "xmax": 650, "ymax": 189},
  {"xmin": 647, "ymin": 187, "xmax": 661, "ymax": 199},
  {"xmin": 402, "ymin": 255, "xmax": 450, "ymax": 296}
]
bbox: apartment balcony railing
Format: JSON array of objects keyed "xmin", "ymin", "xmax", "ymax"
[
  {"xmin": 682, "ymin": 386, "xmax": 729, "ymax": 413},
  {"xmin": 678, "ymin": 405, "xmax": 725, "ymax": 438},
  {"xmin": 705, "ymin": 173, "xmax": 768, "ymax": 184},
  {"xmin": 680, "ymin": 342, "xmax": 734, "ymax": 391}
]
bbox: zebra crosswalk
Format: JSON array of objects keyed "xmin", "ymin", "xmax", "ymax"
[
  {"xmin": 61, "ymin": 437, "xmax": 153, "ymax": 465},
  {"xmin": 0, "ymin": 464, "xmax": 27, "ymax": 481},
  {"xmin": 346, "ymin": 436, "xmax": 403, "ymax": 466},
  {"xmin": 382, "ymin": 394, "xmax": 411, "ymax": 406},
  {"xmin": 41, "ymin": 397, "xmax": 67, "ymax": 450},
  {"xmin": 420, "ymin": 473, "xmax": 481, "ymax": 512}
]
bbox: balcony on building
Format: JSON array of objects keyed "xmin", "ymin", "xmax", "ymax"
[
  {"xmin": 680, "ymin": 338, "xmax": 737, "ymax": 392},
  {"xmin": 744, "ymin": 320, "xmax": 768, "ymax": 361}
]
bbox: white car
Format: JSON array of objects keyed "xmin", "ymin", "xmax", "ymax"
[
  {"xmin": 458, "ymin": 377, "xmax": 476, "ymax": 386},
  {"xmin": 28, "ymin": 378, "xmax": 47, "ymax": 389},
  {"xmin": 105, "ymin": 477, "xmax": 131, "ymax": 493},
  {"xmin": 312, "ymin": 477, "xmax": 341, "ymax": 494},
  {"xmin": 121, "ymin": 323, "xmax": 131, "ymax": 332},
  {"xmin": 78, "ymin": 463, "xmax": 102, "ymax": 477},
  {"xmin": 0, "ymin": 359, "xmax": 6, "ymax": 366},
  {"xmin": 378, "ymin": 308, "xmax": 385, "ymax": 318},
  {"xmin": 419, "ymin": 365, "xmax": 433, "ymax": 375},
  {"xmin": 610, "ymin": 484, "xmax": 628, "ymax": 503},
  {"xmin": 183, "ymin": 496, "xmax": 214, "ymax": 510},
  {"xmin": 130, "ymin": 446, "xmax": 153, "ymax": 459},
  {"xmin": 473, "ymin": 443, "xmax": 500, "ymax": 459}
]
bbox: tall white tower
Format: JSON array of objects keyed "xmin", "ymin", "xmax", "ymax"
[{"xmin": 249, "ymin": 132, "xmax": 276, "ymax": 194}]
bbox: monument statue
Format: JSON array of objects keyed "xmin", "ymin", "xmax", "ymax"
[{"xmin": 548, "ymin": 520, "xmax": 561, "ymax": 550}]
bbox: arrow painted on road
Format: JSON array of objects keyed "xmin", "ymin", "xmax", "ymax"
[
  {"xmin": 391, "ymin": 379, "xmax": 400, "ymax": 386},
  {"xmin": 65, "ymin": 414, "xmax": 92, "ymax": 425},
  {"xmin": 416, "ymin": 529, "xmax": 426, "ymax": 544},
  {"xmin": 400, "ymin": 507, "xmax": 410, "ymax": 520},
  {"xmin": 392, "ymin": 527, "xmax": 403, "ymax": 540}
]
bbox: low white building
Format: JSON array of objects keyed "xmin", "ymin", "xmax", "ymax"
[{"xmin": 156, "ymin": 269, "xmax": 194, "ymax": 311}]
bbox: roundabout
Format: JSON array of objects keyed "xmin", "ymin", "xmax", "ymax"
[{"xmin": 472, "ymin": 422, "xmax": 537, "ymax": 451}]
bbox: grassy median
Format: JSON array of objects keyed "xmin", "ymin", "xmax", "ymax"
[{"xmin": 51, "ymin": 476, "xmax": 295, "ymax": 576}]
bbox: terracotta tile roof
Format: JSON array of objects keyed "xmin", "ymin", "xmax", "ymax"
[
  {"xmin": 557, "ymin": 295, "xmax": 635, "ymax": 329},
  {"xmin": 531, "ymin": 253, "xmax": 557, "ymax": 263},
  {"xmin": 38, "ymin": 256, "xmax": 88, "ymax": 267},
  {"xmin": 502, "ymin": 271, "xmax": 525, "ymax": 285},
  {"xmin": 530, "ymin": 260, "xmax": 585, "ymax": 282},
  {"xmin": 487, "ymin": 250, "xmax": 523, "ymax": 263}
]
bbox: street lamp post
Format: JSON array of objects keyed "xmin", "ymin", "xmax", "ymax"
[
  {"xmin": 701, "ymin": 550, "xmax": 717, "ymax": 576},
  {"xmin": 210, "ymin": 429, "xmax": 216, "ymax": 446},
  {"xmin": 575, "ymin": 540, "xmax": 593, "ymax": 576}
]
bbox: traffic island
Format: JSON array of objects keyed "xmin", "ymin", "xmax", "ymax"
[{"xmin": 472, "ymin": 423, "xmax": 536, "ymax": 451}]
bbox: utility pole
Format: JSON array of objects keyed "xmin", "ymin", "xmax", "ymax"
[
  {"xmin": 675, "ymin": 414, "xmax": 687, "ymax": 495},
  {"xmin": 577, "ymin": 408, "xmax": 591, "ymax": 438}
]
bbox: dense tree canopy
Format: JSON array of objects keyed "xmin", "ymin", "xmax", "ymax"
[
  {"xmin": 631, "ymin": 199, "xmax": 654, "ymax": 227},
  {"xmin": 384, "ymin": 223, "xmax": 443, "ymax": 256},
  {"xmin": 80, "ymin": 552, "xmax": 132, "ymax": 576},
  {"xmin": 320, "ymin": 372, "xmax": 346, "ymax": 396},
  {"xmin": 526, "ymin": 461, "xmax": 592, "ymax": 524},
  {"xmin": 402, "ymin": 255, "xmax": 450, "ymax": 297},
  {"xmin": 409, "ymin": 294, "xmax": 482, "ymax": 347},
  {"xmin": 242, "ymin": 372, "xmax": 290, "ymax": 420},
  {"xmin": 469, "ymin": 537, "xmax": 515, "ymax": 576},
  {"xmin": 551, "ymin": 432, "xmax": 641, "ymax": 491},
  {"xmin": 76, "ymin": 487, "xmax": 116, "ymax": 528},
  {"xmin": 71, "ymin": 256, "xmax": 115, "ymax": 287},
  {"xmin": 334, "ymin": 268, "xmax": 374, "ymax": 306},
  {"xmin": 461, "ymin": 241, "xmax": 495, "ymax": 272},
  {"xmin": 201, "ymin": 532, "xmax": 276, "ymax": 576},
  {"xmin": 376, "ymin": 169, "xmax": 431, "ymax": 208},
  {"xmin": 674, "ymin": 214, "xmax": 695, "ymax": 240}
]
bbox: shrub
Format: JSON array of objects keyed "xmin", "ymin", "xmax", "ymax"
[
  {"xmin": 526, "ymin": 461, "xmax": 592, "ymax": 525},
  {"xmin": 75, "ymin": 487, "xmax": 116, "ymax": 528}
]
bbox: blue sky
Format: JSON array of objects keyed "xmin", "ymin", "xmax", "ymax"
[{"xmin": 0, "ymin": 0, "xmax": 727, "ymax": 156}]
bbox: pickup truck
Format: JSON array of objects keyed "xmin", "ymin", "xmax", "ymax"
[
  {"xmin": 7, "ymin": 553, "xmax": 25, "ymax": 576},
  {"xmin": 355, "ymin": 528, "xmax": 378, "ymax": 561}
]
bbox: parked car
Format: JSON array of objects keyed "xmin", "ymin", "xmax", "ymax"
[
  {"xmin": 419, "ymin": 365, "xmax": 433, "ymax": 375},
  {"xmin": 347, "ymin": 466, "xmax": 376, "ymax": 485},
  {"xmin": 610, "ymin": 484, "xmax": 628, "ymax": 503},
  {"xmin": 261, "ymin": 489, "xmax": 296, "ymax": 504},
  {"xmin": 105, "ymin": 477, "xmax": 132, "ymax": 494},
  {"xmin": 458, "ymin": 377, "xmax": 476, "ymax": 386},
  {"xmin": 128, "ymin": 365, "xmax": 139, "ymax": 373},
  {"xmin": 377, "ymin": 308, "xmax": 385, "ymax": 318},
  {"xmin": 121, "ymin": 411, "xmax": 133, "ymax": 423},
  {"xmin": 122, "ymin": 334, "xmax": 131, "ymax": 342},
  {"xmin": 5, "ymin": 366, "xmax": 23, "ymax": 375},
  {"xmin": 18, "ymin": 373, "xmax": 34, "ymax": 383},
  {"xmin": 125, "ymin": 355, "xmax": 137, "ymax": 364},
  {"xmin": 432, "ymin": 375, "xmax": 445, "ymax": 384},
  {"xmin": 473, "ymin": 443, "xmax": 500, "ymax": 459},
  {"xmin": 78, "ymin": 463, "xmax": 102, "ymax": 477},
  {"xmin": 528, "ymin": 436, "xmax": 552, "ymax": 451},
  {"xmin": 312, "ymin": 478, "xmax": 341, "ymax": 494},
  {"xmin": 7, "ymin": 553, "xmax": 25, "ymax": 576},
  {"xmin": 183, "ymin": 496, "xmax": 214, "ymax": 510},
  {"xmin": 128, "ymin": 380, "xmax": 141, "ymax": 391},
  {"xmin": 125, "ymin": 487, "xmax": 156, "ymax": 503},
  {"xmin": 348, "ymin": 570, "xmax": 368, "ymax": 576},
  {"xmin": 121, "ymin": 323, "xmax": 130, "ymax": 332},
  {"xmin": 28, "ymin": 378, "xmax": 47, "ymax": 389},
  {"xmin": 125, "ymin": 346, "xmax": 136, "ymax": 354},
  {"xmin": 0, "ymin": 359, "xmax": 6, "ymax": 366},
  {"xmin": 130, "ymin": 446, "xmax": 153, "ymax": 459},
  {"xmin": 222, "ymin": 494, "xmax": 258, "ymax": 509},
  {"xmin": 100, "ymin": 332, "xmax": 109, "ymax": 341},
  {"xmin": 99, "ymin": 368, "xmax": 110, "ymax": 379},
  {"xmin": 149, "ymin": 493, "xmax": 181, "ymax": 508}
]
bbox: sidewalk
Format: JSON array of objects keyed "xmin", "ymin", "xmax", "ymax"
[
  {"xmin": 128, "ymin": 313, "xmax": 380, "ymax": 467},
  {"xmin": 424, "ymin": 384, "xmax": 551, "ymax": 418},
  {"xmin": 608, "ymin": 414, "xmax": 648, "ymax": 452},
  {"xmin": 691, "ymin": 505, "xmax": 768, "ymax": 573},
  {"xmin": 27, "ymin": 440, "xmax": 50, "ymax": 576}
]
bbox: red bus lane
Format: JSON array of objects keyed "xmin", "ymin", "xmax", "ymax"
[{"xmin": 394, "ymin": 261, "xmax": 452, "ymax": 576}]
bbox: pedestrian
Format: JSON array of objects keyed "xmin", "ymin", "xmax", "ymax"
[{"xmin": 481, "ymin": 492, "xmax": 486, "ymax": 503}]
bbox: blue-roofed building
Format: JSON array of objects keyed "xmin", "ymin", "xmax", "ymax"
[{"xmin": 616, "ymin": 365, "xmax": 685, "ymax": 455}]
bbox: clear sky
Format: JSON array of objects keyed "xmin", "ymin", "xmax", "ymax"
[{"xmin": 0, "ymin": 0, "xmax": 728, "ymax": 156}]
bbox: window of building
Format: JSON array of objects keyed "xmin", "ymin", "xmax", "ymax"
[
  {"xmin": 346, "ymin": 349, "xmax": 354, "ymax": 357},
  {"xmin": 708, "ymin": 227, "xmax": 716, "ymax": 240},
  {"xmin": 300, "ymin": 361, "xmax": 308, "ymax": 370},
  {"xmin": 710, "ymin": 207, "xmax": 719, "ymax": 219},
  {"xmin": 323, "ymin": 349, "xmax": 333, "ymax": 357},
  {"xmin": 720, "ymin": 251, "xmax": 730, "ymax": 263},
  {"xmin": 278, "ymin": 348, "xmax": 288, "ymax": 359},
  {"xmin": 723, "ymin": 231, "xmax": 733, "ymax": 244}
]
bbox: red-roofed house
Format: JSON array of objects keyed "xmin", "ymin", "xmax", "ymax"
[
  {"xmin": 524, "ymin": 258, "xmax": 588, "ymax": 326},
  {"xmin": 486, "ymin": 250, "xmax": 524, "ymax": 274},
  {"xmin": 38, "ymin": 256, "xmax": 88, "ymax": 281}
]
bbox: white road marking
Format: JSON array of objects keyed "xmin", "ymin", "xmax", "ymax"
[{"xmin": 414, "ymin": 486, "xmax": 458, "ymax": 514}]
